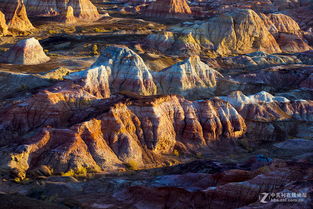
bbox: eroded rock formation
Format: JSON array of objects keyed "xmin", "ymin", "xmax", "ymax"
[
  {"xmin": 7, "ymin": 3, "xmax": 34, "ymax": 32},
  {"xmin": 154, "ymin": 56, "xmax": 223, "ymax": 99},
  {"xmin": 220, "ymin": 91, "xmax": 313, "ymax": 140},
  {"xmin": 4, "ymin": 37, "xmax": 50, "ymax": 65},
  {"xmin": 0, "ymin": 10, "xmax": 8, "ymax": 36},
  {"xmin": 0, "ymin": 0, "xmax": 34, "ymax": 32},
  {"xmin": 0, "ymin": 92, "xmax": 246, "ymax": 178},
  {"xmin": 146, "ymin": 9, "xmax": 312, "ymax": 57},
  {"xmin": 67, "ymin": 46, "xmax": 222, "ymax": 99},
  {"xmin": 115, "ymin": 160, "xmax": 313, "ymax": 209},
  {"xmin": 58, "ymin": 6, "xmax": 77, "ymax": 24},
  {"xmin": 23, "ymin": 0, "xmax": 100, "ymax": 21},
  {"xmin": 146, "ymin": 9, "xmax": 282, "ymax": 57},
  {"xmin": 143, "ymin": 0, "xmax": 192, "ymax": 19}
]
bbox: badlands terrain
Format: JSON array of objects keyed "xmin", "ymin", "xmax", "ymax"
[{"xmin": 0, "ymin": 0, "xmax": 312, "ymax": 208}]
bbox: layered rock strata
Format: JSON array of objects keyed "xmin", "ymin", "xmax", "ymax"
[
  {"xmin": 145, "ymin": 9, "xmax": 311, "ymax": 57},
  {"xmin": 23, "ymin": 0, "xmax": 100, "ymax": 21},
  {"xmin": 67, "ymin": 46, "xmax": 222, "ymax": 99},
  {"xmin": 220, "ymin": 91, "xmax": 313, "ymax": 140},
  {"xmin": 0, "ymin": 93, "xmax": 246, "ymax": 178},
  {"xmin": 0, "ymin": 0, "xmax": 34, "ymax": 32},
  {"xmin": 4, "ymin": 38, "xmax": 50, "ymax": 65},
  {"xmin": 143, "ymin": 0, "xmax": 192, "ymax": 19}
]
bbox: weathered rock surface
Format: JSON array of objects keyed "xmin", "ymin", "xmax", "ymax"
[
  {"xmin": 220, "ymin": 91, "xmax": 313, "ymax": 140},
  {"xmin": 0, "ymin": 10, "xmax": 8, "ymax": 36},
  {"xmin": 146, "ymin": 9, "xmax": 282, "ymax": 57},
  {"xmin": 58, "ymin": 6, "xmax": 77, "ymax": 24},
  {"xmin": 68, "ymin": 0, "xmax": 100, "ymax": 20},
  {"xmin": 8, "ymin": 3, "xmax": 34, "ymax": 32},
  {"xmin": 154, "ymin": 56, "xmax": 222, "ymax": 99},
  {"xmin": 220, "ymin": 91, "xmax": 313, "ymax": 121},
  {"xmin": 143, "ymin": 0, "xmax": 192, "ymax": 19},
  {"xmin": 209, "ymin": 51, "xmax": 302, "ymax": 70},
  {"xmin": 261, "ymin": 13, "xmax": 311, "ymax": 52},
  {"xmin": 274, "ymin": 138, "xmax": 313, "ymax": 150},
  {"xmin": 67, "ymin": 45, "xmax": 157, "ymax": 97},
  {"xmin": 4, "ymin": 37, "xmax": 50, "ymax": 65},
  {"xmin": 0, "ymin": 0, "xmax": 34, "ymax": 32},
  {"xmin": 67, "ymin": 46, "xmax": 222, "ymax": 99},
  {"xmin": 23, "ymin": 0, "xmax": 100, "ymax": 21},
  {"xmin": 0, "ymin": 93, "xmax": 246, "ymax": 178}
]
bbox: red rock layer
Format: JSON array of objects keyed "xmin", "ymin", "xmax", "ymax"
[{"xmin": 0, "ymin": 88, "xmax": 246, "ymax": 177}]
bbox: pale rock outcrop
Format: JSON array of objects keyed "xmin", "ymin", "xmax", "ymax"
[
  {"xmin": 220, "ymin": 91, "xmax": 313, "ymax": 140},
  {"xmin": 67, "ymin": 46, "xmax": 222, "ymax": 99},
  {"xmin": 261, "ymin": 13, "xmax": 302, "ymax": 35},
  {"xmin": 4, "ymin": 38, "xmax": 50, "ymax": 65},
  {"xmin": 58, "ymin": 6, "xmax": 77, "ymax": 24},
  {"xmin": 0, "ymin": 93, "xmax": 246, "ymax": 178},
  {"xmin": 220, "ymin": 91, "xmax": 313, "ymax": 122},
  {"xmin": 67, "ymin": 45, "xmax": 157, "ymax": 97},
  {"xmin": 0, "ymin": 10, "xmax": 8, "ymax": 36},
  {"xmin": 146, "ymin": 9, "xmax": 281, "ymax": 57},
  {"xmin": 154, "ymin": 56, "xmax": 223, "ymax": 99},
  {"xmin": 143, "ymin": 0, "xmax": 192, "ymax": 19}
]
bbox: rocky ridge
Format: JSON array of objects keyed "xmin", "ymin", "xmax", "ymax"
[
  {"xmin": 220, "ymin": 91, "xmax": 313, "ymax": 140},
  {"xmin": 146, "ymin": 9, "xmax": 311, "ymax": 57},
  {"xmin": 67, "ymin": 45, "xmax": 222, "ymax": 99},
  {"xmin": 0, "ymin": 92, "xmax": 246, "ymax": 178}
]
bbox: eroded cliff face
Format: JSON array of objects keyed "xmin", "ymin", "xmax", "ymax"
[
  {"xmin": 220, "ymin": 91, "xmax": 313, "ymax": 140},
  {"xmin": 0, "ymin": 92, "xmax": 246, "ymax": 178},
  {"xmin": 0, "ymin": 0, "xmax": 34, "ymax": 32},
  {"xmin": 261, "ymin": 13, "xmax": 311, "ymax": 52},
  {"xmin": 67, "ymin": 46, "xmax": 222, "ymax": 99},
  {"xmin": 154, "ymin": 56, "xmax": 223, "ymax": 99},
  {"xmin": 67, "ymin": 46, "xmax": 157, "ymax": 97},
  {"xmin": 145, "ymin": 9, "xmax": 311, "ymax": 57},
  {"xmin": 143, "ymin": 0, "xmax": 192, "ymax": 19}
]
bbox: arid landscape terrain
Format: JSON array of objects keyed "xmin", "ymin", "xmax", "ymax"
[{"xmin": 0, "ymin": 0, "xmax": 312, "ymax": 208}]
